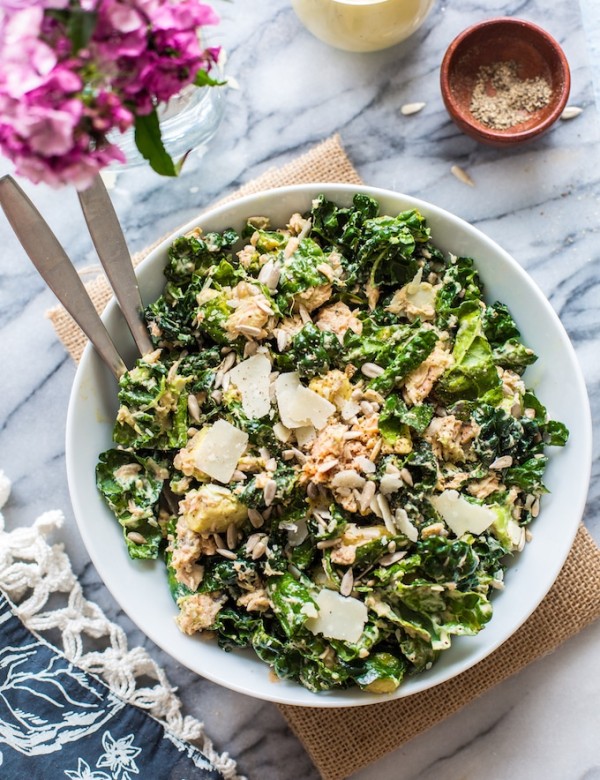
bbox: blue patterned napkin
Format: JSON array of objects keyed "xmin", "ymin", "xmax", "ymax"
[
  {"xmin": 0, "ymin": 593, "xmax": 225, "ymax": 779},
  {"xmin": 0, "ymin": 467, "xmax": 240, "ymax": 780}
]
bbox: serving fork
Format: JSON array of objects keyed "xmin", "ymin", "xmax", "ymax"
[{"xmin": 0, "ymin": 174, "xmax": 152, "ymax": 379}]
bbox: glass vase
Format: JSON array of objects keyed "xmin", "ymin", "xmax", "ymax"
[{"xmin": 113, "ymin": 83, "xmax": 225, "ymax": 170}]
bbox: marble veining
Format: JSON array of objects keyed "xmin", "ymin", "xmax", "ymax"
[{"xmin": 1, "ymin": 1, "xmax": 599, "ymax": 778}]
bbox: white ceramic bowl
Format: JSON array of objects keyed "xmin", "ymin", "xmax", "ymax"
[{"xmin": 66, "ymin": 184, "xmax": 592, "ymax": 707}]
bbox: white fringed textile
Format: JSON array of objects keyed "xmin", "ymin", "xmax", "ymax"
[{"xmin": 0, "ymin": 469, "xmax": 244, "ymax": 780}]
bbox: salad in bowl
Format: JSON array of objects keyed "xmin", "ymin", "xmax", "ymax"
[
  {"xmin": 67, "ymin": 184, "xmax": 591, "ymax": 707},
  {"xmin": 91, "ymin": 190, "xmax": 571, "ymax": 696}
]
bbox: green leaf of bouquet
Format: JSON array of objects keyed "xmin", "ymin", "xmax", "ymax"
[
  {"xmin": 67, "ymin": 10, "xmax": 97, "ymax": 52},
  {"xmin": 194, "ymin": 70, "xmax": 227, "ymax": 88},
  {"xmin": 134, "ymin": 110, "xmax": 178, "ymax": 177}
]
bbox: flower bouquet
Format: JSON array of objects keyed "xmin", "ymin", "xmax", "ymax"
[{"xmin": 0, "ymin": 0, "xmax": 221, "ymax": 189}]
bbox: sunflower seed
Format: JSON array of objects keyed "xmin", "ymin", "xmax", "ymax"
[
  {"xmin": 400, "ymin": 468, "xmax": 413, "ymax": 486},
  {"xmin": 252, "ymin": 540, "xmax": 268, "ymax": 559},
  {"xmin": 298, "ymin": 304, "xmax": 311, "ymax": 323},
  {"xmin": 531, "ymin": 498, "xmax": 540, "ymax": 518},
  {"xmin": 256, "ymin": 298, "xmax": 275, "ymax": 315},
  {"xmin": 276, "ymin": 329, "xmax": 289, "ymax": 352},
  {"xmin": 317, "ymin": 458, "xmax": 339, "ymax": 473},
  {"xmin": 307, "ymin": 481, "xmax": 319, "ymax": 499},
  {"xmin": 361, "ymin": 527, "xmax": 385, "ymax": 540},
  {"xmin": 230, "ymin": 469, "xmax": 247, "ymax": 482},
  {"xmin": 127, "ymin": 531, "xmax": 147, "ymax": 544},
  {"xmin": 217, "ymin": 548, "xmax": 237, "ymax": 560},
  {"xmin": 369, "ymin": 439, "xmax": 382, "ymax": 462},
  {"xmin": 265, "ymin": 458, "xmax": 278, "ymax": 472},
  {"xmin": 331, "ymin": 470, "xmax": 366, "ymax": 489},
  {"xmin": 237, "ymin": 324, "xmax": 263, "ymax": 338},
  {"xmin": 379, "ymin": 550, "xmax": 408, "ymax": 567},
  {"xmin": 370, "ymin": 495, "xmax": 383, "ymax": 518},
  {"xmin": 243, "ymin": 340, "xmax": 258, "ymax": 358},
  {"xmin": 248, "ymin": 508, "xmax": 265, "ymax": 528},
  {"xmin": 298, "ymin": 219, "xmax": 312, "ymax": 240},
  {"xmin": 245, "ymin": 533, "xmax": 263, "ymax": 553},
  {"xmin": 316, "ymin": 538, "xmax": 340, "ymax": 549},
  {"xmin": 226, "ymin": 523, "xmax": 238, "ymax": 549},
  {"xmin": 360, "ymin": 362, "xmax": 384, "ymax": 378},
  {"xmin": 213, "ymin": 371, "xmax": 223, "ymax": 389},
  {"xmin": 284, "ymin": 237, "xmax": 300, "ymax": 259},
  {"xmin": 355, "ymin": 456, "xmax": 376, "ymax": 474},
  {"xmin": 360, "ymin": 400, "xmax": 374, "ymax": 416},
  {"xmin": 288, "ymin": 563, "xmax": 302, "ymax": 578},
  {"xmin": 263, "ymin": 479, "xmax": 277, "ymax": 506},
  {"xmin": 187, "ymin": 394, "xmax": 201, "ymax": 423},
  {"xmin": 340, "ymin": 568, "xmax": 354, "ymax": 597},
  {"xmin": 221, "ymin": 351, "xmax": 237, "ymax": 372},
  {"xmin": 359, "ymin": 480, "xmax": 376, "ymax": 512},
  {"xmin": 259, "ymin": 447, "xmax": 272, "ymax": 461},
  {"xmin": 401, "ymin": 101, "xmax": 426, "ymax": 116},
  {"xmin": 267, "ymin": 265, "xmax": 281, "ymax": 290},
  {"xmin": 561, "ymin": 105, "xmax": 583, "ymax": 120},
  {"xmin": 377, "ymin": 494, "xmax": 396, "ymax": 533},
  {"xmin": 213, "ymin": 533, "xmax": 226, "ymax": 549},
  {"xmin": 210, "ymin": 389, "xmax": 223, "ymax": 403},
  {"xmin": 450, "ymin": 164, "xmax": 475, "ymax": 187},
  {"xmin": 290, "ymin": 447, "xmax": 307, "ymax": 464},
  {"xmin": 490, "ymin": 455, "xmax": 513, "ymax": 470},
  {"xmin": 258, "ymin": 260, "xmax": 274, "ymax": 284},
  {"xmin": 342, "ymin": 430, "xmax": 362, "ymax": 440}
]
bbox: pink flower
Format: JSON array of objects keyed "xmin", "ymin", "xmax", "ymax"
[{"xmin": 0, "ymin": 0, "xmax": 221, "ymax": 187}]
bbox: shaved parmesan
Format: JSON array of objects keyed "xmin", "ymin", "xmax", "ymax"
[
  {"xmin": 275, "ymin": 372, "xmax": 335, "ymax": 430},
  {"xmin": 395, "ymin": 507, "xmax": 418, "ymax": 542},
  {"xmin": 295, "ymin": 425, "xmax": 316, "ymax": 448},
  {"xmin": 407, "ymin": 284, "xmax": 437, "ymax": 311},
  {"xmin": 194, "ymin": 419, "xmax": 248, "ymax": 484},
  {"xmin": 227, "ymin": 353, "xmax": 271, "ymax": 419},
  {"xmin": 305, "ymin": 588, "xmax": 368, "ymax": 643},
  {"xmin": 287, "ymin": 517, "xmax": 309, "ymax": 547},
  {"xmin": 430, "ymin": 489, "xmax": 495, "ymax": 537}
]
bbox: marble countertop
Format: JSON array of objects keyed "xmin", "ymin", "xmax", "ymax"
[{"xmin": 1, "ymin": 1, "xmax": 600, "ymax": 778}]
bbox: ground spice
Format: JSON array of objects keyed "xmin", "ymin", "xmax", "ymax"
[{"xmin": 470, "ymin": 60, "xmax": 552, "ymax": 130}]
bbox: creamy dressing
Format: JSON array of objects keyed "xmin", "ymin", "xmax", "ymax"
[{"xmin": 292, "ymin": 0, "xmax": 434, "ymax": 52}]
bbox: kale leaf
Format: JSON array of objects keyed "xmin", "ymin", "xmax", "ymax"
[
  {"xmin": 275, "ymin": 322, "xmax": 343, "ymax": 379},
  {"xmin": 96, "ymin": 449, "xmax": 165, "ymax": 559}
]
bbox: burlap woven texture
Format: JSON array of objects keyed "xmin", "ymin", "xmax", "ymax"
[{"xmin": 47, "ymin": 134, "xmax": 600, "ymax": 780}]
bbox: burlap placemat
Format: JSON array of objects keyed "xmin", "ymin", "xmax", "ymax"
[{"xmin": 47, "ymin": 134, "xmax": 600, "ymax": 780}]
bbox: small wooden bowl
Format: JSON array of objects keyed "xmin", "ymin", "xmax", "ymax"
[{"xmin": 440, "ymin": 18, "xmax": 571, "ymax": 147}]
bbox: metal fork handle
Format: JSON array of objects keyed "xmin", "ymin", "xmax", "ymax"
[
  {"xmin": 0, "ymin": 175, "xmax": 126, "ymax": 379},
  {"xmin": 78, "ymin": 175, "xmax": 154, "ymax": 356}
]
